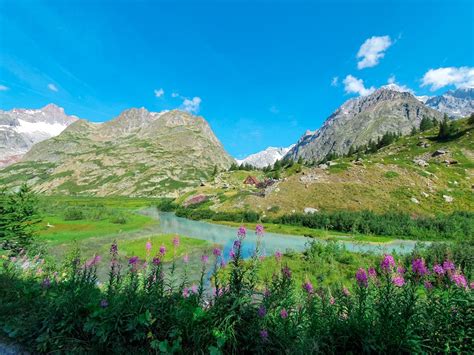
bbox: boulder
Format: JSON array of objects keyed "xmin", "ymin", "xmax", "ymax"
[
  {"xmin": 304, "ymin": 207, "xmax": 319, "ymax": 214},
  {"xmin": 432, "ymin": 150, "xmax": 447, "ymax": 157},
  {"xmin": 318, "ymin": 163, "xmax": 328, "ymax": 170},
  {"xmin": 413, "ymin": 159, "xmax": 429, "ymax": 167},
  {"xmin": 443, "ymin": 195, "xmax": 454, "ymax": 203},
  {"xmin": 411, "ymin": 197, "xmax": 420, "ymax": 204}
]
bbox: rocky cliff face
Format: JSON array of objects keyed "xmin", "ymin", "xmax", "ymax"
[
  {"xmin": 425, "ymin": 88, "xmax": 474, "ymax": 118},
  {"xmin": 0, "ymin": 104, "xmax": 78, "ymax": 167},
  {"xmin": 1, "ymin": 109, "xmax": 234, "ymax": 197},
  {"xmin": 236, "ymin": 145, "xmax": 295, "ymax": 168},
  {"xmin": 285, "ymin": 88, "xmax": 444, "ymax": 162}
]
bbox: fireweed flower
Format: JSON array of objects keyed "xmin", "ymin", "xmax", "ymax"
[
  {"xmin": 275, "ymin": 251, "xmax": 282, "ymax": 262},
  {"xmin": 152, "ymin": 257, "xmax": 161, "ymax": 266},
  {"xmin": 424, "ymin": 281, "xmax": 433, "ymax": 290},
  {"xmin": 256, "ymin": 224, "xmax": 264, "ymax": 236},
  {"xmin": 172, "ymin": 235, "xmax": 180, "ymax": 247},
  {"xmin": 397, "ymin": 265, "xmax": 406, "ymax": 274},
  {"xmin": 392, "ymin": 275, "xmax": 405, "ymax": 287},
  {"xmin": 201, "ymin": 255, "xmax": 209, "ymax": 264},
  {"xmin": 183, "ymin": 254, "xmax": 189, "ymax": 264},
  {"xmin": 260, "ymin": 329, "xmax": 269, "ymax": 341},
  {"xmin": 330, "ymin": 296, "xmax": 336, "ymax": 305},
  {"xmin": 146, "ymin": 240, "xmax": 152, "ymax": 252},
  {"xmin": 258, "ymin": 305, "xmax": 267, "ymax": 318},
  {"xmin": 191, "ymin": 284, "xmax": 198, "ymax": 294},
  {"xmin": 159, "ymin": 245, "xmax": 166, "ymax": 255},
  {"xmin": 280, "ymin": 308, "xmax": 288, "ymax": 319},
  {"xmin": 229, "ymin": 250, "xmax": 236, "ymax": 259},
  {"xmin": 356, "ymin": 268, "xmax": 368, "ymax": 287},
  {"xmin": 237, "ymin": 226, "xmax": 247, "ymax": 239},
  {"xmin": 451, "ymin": 272, "xmax": 467, "ymax": 288},
  {"xmin": 433, "ymin": 264, "xmax": 445, "ymax": 275},
  {"xmin": 303, "ymin": 281, "xmax": 314, "ymax": 294},
  {"xmin": 412, "ymin": 258, "xmax": 428, "ymax": 276},
  {"xmin": 213, "ymin": 248, "xmax": 222, "ymax": 257},
  {"xmin": 381, "ymin": 254, "xmax": 395, "ymax": 271},
  {"xmin": 110, "ymin": 242, "xmax": 118, "ymax": 255},
  {"xmin": 368, "ymin": 267, "xmax": 377, "ymax": 278},
  {"xmin": 128, "ymin": 256, "xmax": 139, "ymax": 265},
  {"xmin": 100, "ymin": 299, "xmax": 109, "ymax": 308},
  {"xmin": 282, "ymin": 266, "xmax": 292, "ymax": 279},
  {"xmin": 233, "ymin": 240, "xmax": 241, "ymax": 249},
  {"xmin": 182, "ymin": 288, "xmax": 190, "ymax": 298},
  {"xmin": 342, "ymin": 287, "xmax": 351, "ymax": 297},
  {"xmin": 443, "ymin": 260, "xmax": 455, "ymax": 272}
]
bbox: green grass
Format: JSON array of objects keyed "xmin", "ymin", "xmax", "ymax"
[
  {"xmin": 119, "ymin": 234, "xmax": 210, "ymax": 262},
  {"xmin": 38, "ymin": 213, "xmax": 155, "ymax": 246}
]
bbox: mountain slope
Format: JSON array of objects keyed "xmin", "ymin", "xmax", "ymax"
[
  {"xmin": 0, "ymin": 104, "xmax": 78, "ymax": 167},
  {"xmin": 0, "ymin": 109, "xmax": 234, "ymax": 197},
  {"xmin": 286, "ymin": 88, "xmax": 444, "ymax": 162},
  {"xmin": 236, "ymin": 145, "xmax": 295, "ymax": 168},
  {"xmin": 425, "ymin": 88, "xmax": 474, "ymax": 118},
  {"xmin": 185, "ymin": 118, "xmax": 473, "ymax": 217}
]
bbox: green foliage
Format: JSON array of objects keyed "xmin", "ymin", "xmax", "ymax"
[
  {"xmin": 175, "ymin": 207, "xmax": 261, "ymax": 223},
  {"xmin": 420, "ymin": 116, "xmax": 436, "ymax": 131},
  {"xmin": 437, "ymin": 116, "xmax": 457, "ymax": 140},
  {"xmin": 468, "ymin": 113, "xmax": 474, "ymax": 125},
  {"xmin": 384, "ymin": 171, "xmax": 399, "ymax": 179},
  {"xmin": 63, "ymin": 207, "xmax": 85, "ymax": 221},
  {"xmin": 0, "ymin": 184, "xmax": 41, "ymax": 253},
  {"xmin": 273, "ymin": 210, "xmax": 474, "ymax": 241}
]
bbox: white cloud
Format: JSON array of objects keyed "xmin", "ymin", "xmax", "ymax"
[
  {"xmin": 357, "ymin": 35, "xmax": 392, "ymax": 69},
  {"xmin": 154, "ymin": 88, "xmax": 165, "ymax": 98},
  {"xmin": 0, "ymin": 85, "xmax": 8, "ymax": 91},
  {"xmin": 331, "ymin": 76, "xmax": 339, "ymax": 87},
  {"xmin": 384, "ymin": 75, "xmax": 414, "ymax": 94},
  {"xmin": 421, "ymin": 66, "xmax": 474, "ymax": 91},
  {"xmin": 269, "ymin": 105, "xmax": 279, "ymax": 114},
  {"xmin": 171, "ymin": 92, "xmax": 179, "ymax": 98},
  {"xmin": 47, "ymin": 83, "xmax": 58, "ymax": 92},
  {"xmin": 343, "ymin": 75, "xmax": 375, "ymax": 96},
  {"xmin": 182, "ymin": 96, "xmax": 201, "ymax": 113}
]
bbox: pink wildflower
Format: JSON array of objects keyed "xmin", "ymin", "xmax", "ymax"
[
  {"xmin": 172, "ymin": 235, "xmax": 180, "ymax": 247},
  {"xmin": 237, "ymin": 226, "xmax": 246, "ymax": 238},
  {"xmin": 392, "ymin": 274, "xmax": 405, "ymax": 287},
  {"xmin": 255, "ymin": 224, "xmax": 264, "ymax": 236},
  {"xmin": 280, "ymin": 308, "xmax": 288, "ymax": 319},
  {"xmin": 381, "ymin": 254, "xmax": 395, "ymax": 271}
]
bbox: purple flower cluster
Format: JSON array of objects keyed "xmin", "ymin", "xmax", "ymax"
[
  {"xmin": 282, "ymin": 266, "xmax": 292, "ymax": 279},
  {"xmin": 237, "ymin": 226, "xmax": 246, "ymax": 238},
  {"xmin": 392, "ymin": 275, "xmax": 405, "ymax": 287},
  {"xmin": 433, "ymin": 264, "xmax": 445, "ymax": 275},
  {"xmin": 213, "ymin": 248, "xmax": 222, "ymax": 257},
  {"xmin": 356, "ymin": 268, "xmax": 368, "ymax": 287},
  {"xmin": 381, "ymin": 254, "xmax": 395, "ymax": 271},
  {"xmin": 172, "ymin": 235, "xmax": 180, "ymax": 247},
  {"xmin": 280, "ymin": 308, "xmax": 288, "ymax": 319},
  {"xmin": 201, "ymin": 255, "xmax": 209, "ymax": 264},
  {"xmin": 255, "ymin": 224, "xmax": 264, "ymax": 236},
  {"xmin": 159, "ymin": 245, "xmax": 166, "ymax": 255},
  {"xmin": 451, "ymin": 272, "xmax": 467, "ymax": 289},
  {"xmin": 128, "ymin": 256, "xmax": 139, "ymax": 265},
  {"xmin": 258, "ymin": 305, "xmax": 267, "ymax": 318},
  {"xmin": 443, "ymin": 260, "xmax": 455, "ymax": 272},
  {"xmin": 412, "ymin": 258, "xmax": 428, "ymax": 276},
  {"xmin": 274, "ymin": 251, "xmax": 282, "ymax": 262},
  {"xmin": 303, "ymin": 281, "xmax": 314, "ymax": 294}
]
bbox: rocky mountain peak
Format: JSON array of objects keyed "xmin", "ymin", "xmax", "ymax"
[{"xmin": 425, "ymin": 87, "xmax": 474, "ymax": 117}]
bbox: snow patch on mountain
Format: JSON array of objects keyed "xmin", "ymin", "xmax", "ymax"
[{"xmin": 236, "ymin": 145, "xmax": 295, "ymax": 168}]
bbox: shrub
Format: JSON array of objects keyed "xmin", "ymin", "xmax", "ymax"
[{"xmin": 64, "ymin": 207, "xmax": 85, "ymax": 221}]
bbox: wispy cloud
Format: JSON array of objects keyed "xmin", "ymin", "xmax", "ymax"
[
  {"xmin": 182, "ymin": 96, "xmax": 201, "ymax": 113},
  {"xmin": 331, "ymin": 76, "xmax": 339, "ymax": 87},
  {"xmin": 0, "ymin": 85, "xmax": 9, "ymax": 91},
  {"xmin": 154, "ymin": 88, "xmax": 164, "ymax": 98},
  {"xmin": 343, "ymin": 75, "xmax": 375, "ymax": 96},
  {"xmin": 47, "ymin": 83, "xmax": 58, "ymax": 92},
  {"xmin": 385, "ymin": 75, "xmax": 414, "ymax": 94},
  {"xmin": 357, "ymin": 35, "xmax": 392, "ymax": 69},
  {"xmin": 269, "ymin": 105, "xmax": 279, "ymax": 114},
  {"xmin": 421, "ymin": 66, "xmax": 474, "ymax": 91},
  {"xmin": 171, "ymin": 92, "xmax": 179, "ymax": 98}
]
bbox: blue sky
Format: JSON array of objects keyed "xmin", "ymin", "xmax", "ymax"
[{"xmin": 0, "ymin": 0, "xmax": 473, "ymax": 158}]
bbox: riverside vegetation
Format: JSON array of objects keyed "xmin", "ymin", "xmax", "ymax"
[{"xmin": 0, "ymin": 186, "xmax": 473, "ymax": 353}]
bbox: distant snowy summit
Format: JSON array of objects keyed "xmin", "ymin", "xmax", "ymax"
[
  {"xmin": 0, "ymin": 104, "xmax": 78, "ymax": 167},
  {"xmin": 236, "ymin": 145, "xmax": 295, "ymax": 168},
  {"xmin": 425, "ymin": 88, "xmax": 474, "ymax": 118}
]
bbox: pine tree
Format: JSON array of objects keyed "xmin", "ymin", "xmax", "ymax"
[
  {"xmin": 0, "ymin": 184, "xmax": 40, "ymax": 254},
  {"xmin": 469, "ymin": 113, "xmax": 474, "ymax": 125},
  {"xmin": 420, "ymin": 117, "xmax": 434, "ymax": 131},
  {"xmin": 437, "ymin": 118, "xmax": 452, "ymax": 140}
]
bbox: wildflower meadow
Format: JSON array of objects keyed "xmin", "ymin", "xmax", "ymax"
[{"xmin": 0, "ymin": 226, "xmax": 473, "ymax": 354}]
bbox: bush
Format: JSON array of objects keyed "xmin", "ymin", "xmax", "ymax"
[{"xmin": 63, "ymin": 207, "xmax": 85, "ymax": 221}]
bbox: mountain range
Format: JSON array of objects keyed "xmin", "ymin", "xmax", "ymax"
[
  {"xmin": 0, "ymin": 86, "xmax": 472, "ymax": 196},
  {"xmin": 0, "ymin": 104, "xmax": 78, "ymax": 167},
  {"xmin": 0, "ymin": 109, "xmax": 234, "ymax": 196},
  {"xmin": 236, "ymin": 145, "xmax": 294, "ymax": 168}
]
